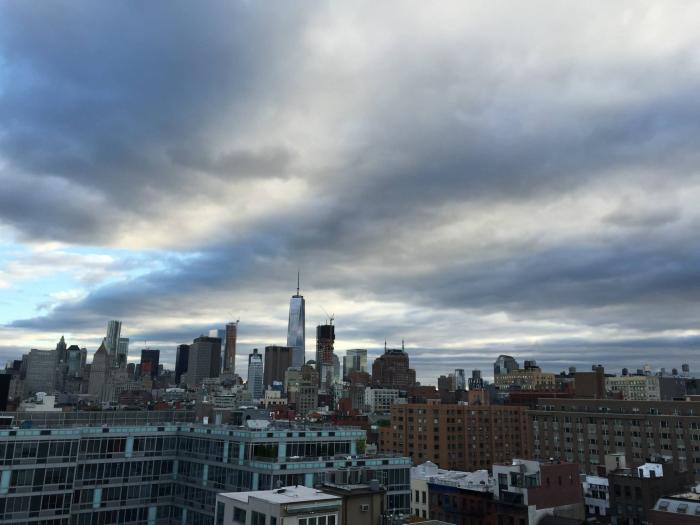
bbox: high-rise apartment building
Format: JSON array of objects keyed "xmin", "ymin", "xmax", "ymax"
[
  {"xmin": 175, "ymin": 343, "xmax": 190, "ymax": 384},
  {"xmin": 224, "ymin": 321, "xmax": 238, "ymax": 373},
  {"xmin": 105, "ymin": 320, "xmax": 122, "ymax": 357},
  {"xmin": 380, "ymin": 401, "xmax": 532, "ymax": 471},
  {"xmin": 372, "ymin": 343, "xmax": 416, "ymax": 390},
  {"xmin": 186, "ymin": 336, "xmax": 222, "ymax": 388},
  {"xmin": 287, "ymin": 275, "xmax": 306, "ymax": 368},
  {"xmin": 343, "ymin": 349, "xmax": 367, "ymax": 381},
  {"xmin": 530, "ymin": 398, "xmax": 700, "ymax": 480},
  {"xmin": 139, "ymin": 348, "xmax": 160, "ymax": 379},
  {"xmin": 316, "ymin": 323, "xmax": 335, "ymax": 390},
  {"xmin": 263, "ymin": 345, "xmax": 292, "ymax": 387},
  {"xmin": 24, "ymin": 348, "xmax": 58, "ymax": 394},
  {"xmin": 117, "ymin": 337, "xmax": 129, "ymax": 366},
  {"xmin": 247, "ymin": 348, "xmax": 264, "ymax": 399}
]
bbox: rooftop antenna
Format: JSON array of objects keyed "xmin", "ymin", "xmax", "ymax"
[
  {"xmin": 384, "ymin": 340, "xmax": 387, "ymax": 352},
  {"xmin": 402, "ymin": 339, "xmax": 405, "ymax": 351},
  {"xmin": 296, "ymin": 270, "xmax": 300, "ymax": 295}
]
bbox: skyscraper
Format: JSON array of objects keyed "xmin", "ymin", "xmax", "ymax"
[
  {"xmin": 175, "ymin": 344, "xmax": 190, "ymax": 384},
  {"xmin": 224, "ymin": 321, "xmax": 238, "ymax": 373},
  {"xmin": 343, "ymin": 349, "xmax": 368, "ymax": 381},
  {"xmin": 263, "ymin": 345, "xmax": 292, "ymax": 387},
  {"xmin": 372, "ymin": 342, "xmax": 416, "ymax": 390},
  {"xmin": 247, "ymin": 348, "xmax": 264, "ymax": 399},
  {"xmin": 287, "ymin": 273, "xmax": 306, "ymax": 367},
  {"xmin": 24, "ymin": 349, "xmax": 58, "ymax": 394},
  {"xmin": 117, "ymin": 337, "xmax": 129, "ymax": 367},
  {"xmin": 186, "ymin": 336, "xmax": 222, "ymax": 388},
  {"xmin": 140, "ymin": 349, "xmax": 160, "ymax": 379},
  {"xmin": 105, "ymin": 320, "xmax": 122, "ymax": 357},
  {"xmin": 454, "ymin": 368, "xmax": 466, "ymax": 390},
  {"xmin": 55, "ymin": 335, "xmax": 67, "ymax": 363},
  {"xmin": 493, "ymin": 354, "xmax": 519, "ymax": 376},
  {"xmin": 316, "ymin": 322, "xmax": 335, "ymax": 390}
]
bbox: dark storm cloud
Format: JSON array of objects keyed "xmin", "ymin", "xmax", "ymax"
[{"xmin": 3, "ymin": 2, "xmax": 700, "ymax": 373}]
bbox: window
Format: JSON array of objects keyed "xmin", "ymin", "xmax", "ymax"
[
  {"xmin": 251, "ymin": 511, "xmax": 266, "ymax": 525},
  {"xmin": 233, "ymin": 507, "xmax": 246, "ymax": 524}
]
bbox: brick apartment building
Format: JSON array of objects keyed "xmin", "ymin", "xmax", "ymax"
[
  {"xmin": 529, "ymin": 399, "xmax": 700, "ymax": 481},
  {"xmin": 380, "ymin": 401, "xmax": 531, "ymax": 470}
]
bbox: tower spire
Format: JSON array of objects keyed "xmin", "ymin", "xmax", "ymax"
[{"xmin": 296, "ymin": 270, "xmax": 300, "ymax": 295}]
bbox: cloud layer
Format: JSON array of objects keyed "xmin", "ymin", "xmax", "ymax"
[{"xmin": 1, "ymin": 1, "xmax": 700, "ymax": 381}]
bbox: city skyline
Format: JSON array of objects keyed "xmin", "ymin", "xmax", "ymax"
[{"xmin": 2, "ymin": 2, "xmax": 700, "ymax": 384}]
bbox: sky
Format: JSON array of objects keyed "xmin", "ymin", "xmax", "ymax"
[{"xmin": 1, "ymin": 1, "xmax": 699, "ymax": 383}]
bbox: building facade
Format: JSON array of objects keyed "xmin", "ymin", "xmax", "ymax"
[
  {"xmin": 372, "ymin": 346, "xmax": 416, "ymax": 390},
  {"xmin": 263, "ymin": 346, "xmax": 292, "ymax": 388},
  {"xmin": 287, "ymin": 280, "xmax": 306, "ymax": 368},
  {"xmin": 186, "ymin": 336, "xmax": 222, "ymax": 388},
  {"xmin": 0, "ymin": 414, "xmax": 410, "ymax": 525},
  {"xmin": 380, "ymin": 401, "xmax": 532, "ymax": 471},
  {"xmin": 224, "ymin": 321, "xmax": 238, "ymax": 374},
  {"xmin": 247, "ymin": 349, "xmax": 264, "ymax": 400},
  {"xmin": 530, "ymin": 398, "xmax": 700, "ymax": 481},
  {"xmin": 343, "ymin": 349, "xmax": 367, "ymax": 382}
]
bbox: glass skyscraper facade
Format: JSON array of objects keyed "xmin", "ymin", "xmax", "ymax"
[
  {"xmin": 287, "ymin": 294, "xmax": 305, "ymax": 368},
  {"xmin": 0, "ymin": 412, "xmax": 410, "ymax": 525}
]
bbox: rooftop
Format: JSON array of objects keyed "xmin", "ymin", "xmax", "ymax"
[{"xmin": 219, "ymin": 486, "xmax": 341, "ymax": 505}]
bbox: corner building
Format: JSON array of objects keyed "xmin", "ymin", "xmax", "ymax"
[
  {"xmin": 0, "ymin": 412, "xmax": 410, "ymax": 525},
  {"xmin": 380, "ymin": 401, "xmax": 532, "ymax": 471}
]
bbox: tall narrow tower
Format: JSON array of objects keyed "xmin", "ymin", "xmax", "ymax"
[
  {"xmin": 287, "ymin": 272, "xmax": 306, "ymax": 367},
  {"xmin": 223, "ymin": 321, "xmax": 238, "ymax": 373}
]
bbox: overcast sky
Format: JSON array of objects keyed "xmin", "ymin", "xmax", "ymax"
[{"xmin": 1, "ymin": 1, "xmax": 699, "ymax": 382}]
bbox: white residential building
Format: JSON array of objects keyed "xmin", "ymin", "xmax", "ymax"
[
  {"xmin": 605, "ymin": 375, "xmax": 660, "ymax": 400},
  {"xmin": 215, "ymin": 486, "xmax": 341, "ymax": 525},
  {"xmin": 582, "ymin": 474, "xmax": 610, "ymax": 519},
  {"xmin": 364, "ymin": 387, "xmax": 404, "ymax": 413}
]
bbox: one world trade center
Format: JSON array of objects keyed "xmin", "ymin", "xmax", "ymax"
[{"xmin": 287, "ymin": 273, "xmax": 306, "ymax": 367}]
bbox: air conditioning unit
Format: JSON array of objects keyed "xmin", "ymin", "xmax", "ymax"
[{"xmin": 360, "ymin": 504, "xmax": 369, "ymax": 512}]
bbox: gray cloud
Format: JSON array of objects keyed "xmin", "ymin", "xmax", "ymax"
[{"xmin": 2, "ymin": 2, "xmax": 700, "ymax": 376}]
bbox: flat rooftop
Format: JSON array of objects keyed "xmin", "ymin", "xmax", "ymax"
[{"xmin": 219, "ymin": 486, "xmax": 341, "ymax": 505}]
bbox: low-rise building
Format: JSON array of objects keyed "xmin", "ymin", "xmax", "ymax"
[
  {"xmin": 321, "ymin": 482, "xmax": 386, "ymax": 525},
  {"xmin": 608, "ymin": 461, "xmax": 693, "ymax": 525},
  {"xmin": 215, "ymin": 486, "xmax": 341, "ymax": 525},
  {"xmin": 582, "ymin": 474, "xmax": 610, "ymax": 520},
  {"xmin": 606, "ymin": 375, "xmax": 661, "ymax": 401},
  {"xmin": 493, "ymin": 459, "xmax": 585, "ymax": 524},
  {"xmin": 649, "ymin": 489, "xmax": 700, "ymax": 524}
]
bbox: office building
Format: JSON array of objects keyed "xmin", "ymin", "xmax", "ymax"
[
  {"xmin": 287, "ymin": 275, "xmax": 306, "ymax": 368},
  {"xmin": 468, "ymin": 369, "xmax": 483, "ymax": 390},
  {"xmin": 175, "ymin": 344, "xmax": 190, "ymax": 384},
  {"xmin": 372, "ymin": 343, "xmax": 416, "ymax": 390},
  {"xmin": 494, "ymin": 367, "xmax": 557, "ymax": 391},
  {"xmin": 0, "ymin": 374, "xmax": 10, "ymax": 411},
  {"xmin": 224, "ymin": 321, "xmax": 238, "ymax": 373},
  {"xmin": 186, "ymin": 336, "xmax": 222, "ymax": 388},
  {"xmin": 247, "ymin": 348, "xmax": 264, "ymax": 400},
  {"xmin": 493, "ymin": 354, "xmax": 519, "ymax": 376},
  {"xmin": 139, "ymin": 348, "xmax": 160, "ymax": 379},
  {"xmin": 316, "ymin": 323, "xmax": 335, "ymax": 390},
  {"xmin": 530, "ymin": 398, "xmax": 700, "ymax": 480},
  {"xmin": 88, "ymin": 342, "xmax": 110, "ymax": 401},
  {"xmin": 55, "ymin": 335, "xmax": 67, "ymax": 363},
  {"xmin": 263, "ymin": 345, "xmax": 292, "ymax": 388},
  {"xmin": 606, "ymin": 374, "xmax": 661, "ymax": 401},
  {"xmin": 105, "ymin": 320, "xmax": 122, "ymax": 357},
  {"xmin": 0, "ymin": 412, "xmax": 410, "ymax": 525},
  {"xmin": 453, "ymin": 368, "xmax": 466, "ymax": 391},
  {"xmin": 380, "ymin": 401, "xmax": 531, "ymax": 471},
  {"xmin": 66, "ymin": 345, "xmax": 82, "ymax": 378},
  {"xmin": 215, "ymin": 486, "xmax": 341, "ymax": 525},
  {"xmin": 343, "ymin": 349, "xmax": 367, "ymax": 381},
  {"xmin": 24, "ymin": 348, "xmax": 57, "ymax": 394}
]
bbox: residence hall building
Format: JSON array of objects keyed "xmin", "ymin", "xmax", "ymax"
[
  {"xmin": 380, "ymin": 400, "xmax": 531, "ymax": 471},
  {"xmin": 530, "ymin": 398, "xmax": 700, "ymax": 481},
  {"xmin": 0, "ymin": 411, "xmax": 410, "ymax": 525}
]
